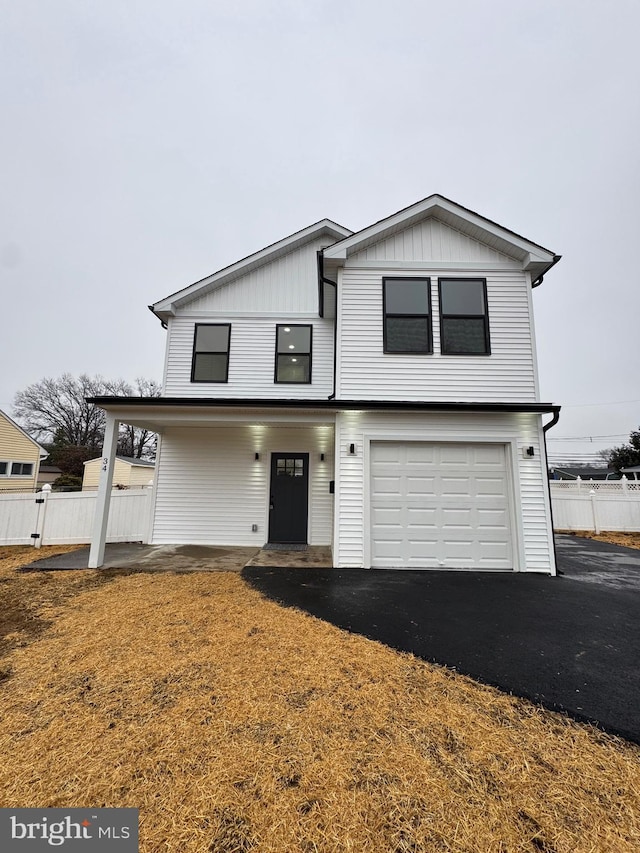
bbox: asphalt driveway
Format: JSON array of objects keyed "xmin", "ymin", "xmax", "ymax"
[{"xmin": 243, "ymin": 535, "xmax": 640, "ymax": 744}]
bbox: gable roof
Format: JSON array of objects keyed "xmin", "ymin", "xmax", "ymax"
[
  {"xmin": 323, "ymin": 194, "xmax": 560, "ymax": 282},
  {"xmin": 0, "ymin": 409, "xmax": 48, "ymax": 458},
  {"xmin": 151, "ymin": 219, "xmax": 352, "ymax": 322}
]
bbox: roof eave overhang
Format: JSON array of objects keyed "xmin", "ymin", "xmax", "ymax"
[
  {"xmin": 150, "ymin": 219, "xmax": 353, "ymax": 319},
  {"xmin": 323, "ymin": 194, "xmax": 558, "ymax": 277},
  {"xmin": 88, "ymin": 396, "xmax": 560, "ymax": 415}
]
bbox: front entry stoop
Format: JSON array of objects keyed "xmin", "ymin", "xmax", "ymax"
[{"xmin": 245, "ymin": 546, "xmax": 333, "ymax": 569}]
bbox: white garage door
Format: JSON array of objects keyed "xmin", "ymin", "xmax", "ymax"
[{"xmin": 370, "ymin": 442, "xmax": 513, "ymax": 570}]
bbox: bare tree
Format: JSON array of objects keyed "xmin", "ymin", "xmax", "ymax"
[{"xmin": 13, "ymin": 373, "xmax": 161, "ymax": 460}]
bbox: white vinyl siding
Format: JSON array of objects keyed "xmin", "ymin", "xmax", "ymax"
[
  {"xmin": 333, "ymin": 411, "xmax": 554, "ymax": 574},
  {"xmin": 337, "ymin": 268, "xmax": 536, "ymax": 401},
  {"xmin": 350, "ymin": 217, "xmax": 518, "ymax": 264},
  {"xmin": 184, "ymin": 236, "xmax": 334, "ymax": 314},
  {"xmin": 151, "ymin": 425, "xmax": 334, "ymax": 546},
  {"xmin": 164, "ymin": 317, "xmax": 334, "ymax": 398}
]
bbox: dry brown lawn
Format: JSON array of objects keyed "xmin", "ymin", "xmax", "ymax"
[
  {"xmin": 0, "ymin": 545, "xmax": 639, "ymax": 852},
  {"xmin": 560, "ymin": 531, "xmax": 640, "ymax": 550}
]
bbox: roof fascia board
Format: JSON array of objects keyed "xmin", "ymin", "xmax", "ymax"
[
  {"xmin": 324, "ymin": 195, "xmax": 556, "ymax": 264},
  {"xmin": 88, "ymin": 396, "xmax": 560, "ymax": 415},
  {"xmin": 152, "ymin": 219, "xmax": 352, "ymax": 315}
]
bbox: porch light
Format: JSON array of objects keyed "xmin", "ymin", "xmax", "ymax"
[
  {"xmin": 320, "ymin": 453, "xmax": 325, "ymax": 461},
  {"xmin": 348, "ymin": 443, "xmax": 356, "ymax": 455},
  {"xmin": 254, "ymin": 452, "xmax": 260, "ymax": 461}
]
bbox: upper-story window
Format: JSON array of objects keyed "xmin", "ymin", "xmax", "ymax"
[
  {"xmin": 383, "ymin": 278, "xmax": 432, "ymax": 353},
  {"xmin": 275, "ymin": 324, "xmax": 312, "ymax": 383},
  {"xmin": 438, "ymin": 278, "xmax": 490, "ymax": 355},
  {"xmin": 191, "ymin": 323, "xmax": 231, "ymax": 382}
]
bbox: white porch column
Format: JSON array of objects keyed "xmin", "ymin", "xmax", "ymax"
[{"xmin": 88, "ymin": 414, "xmax": 119, "ymax": 568}]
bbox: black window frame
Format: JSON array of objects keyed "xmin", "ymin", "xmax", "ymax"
[
  {"xmin": 274, "ymin": 323, "xmax": 313, "ymax": 384},
  {"xmin": 382, "ymin": 277, "xmax": 433, "ymax": 354},
  {"xmin": 438, "ymin": 277, "xmax": 491, "ymax": 356},
  {"xmin": 190, "ymin": 323, "xmax": 231, "ymax": 383}
]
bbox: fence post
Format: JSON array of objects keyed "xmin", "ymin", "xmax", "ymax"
[
  {"xmin": 589, "ymin": 489, "xmax": 600, "ymax": 534},
  {"xmin": 576, "ymin": 475, "xmax": 582, "ymax": 494},
  {"xmin": 33, "ymin": 484, "xmax": 52, "ymax": 549},
  {"xmin": 621, "ymin": 475, "xmax": 629, "ymax": 495},
  {"xmin": 144, "ymin": 480, "xmax": 155, "ymax": 545}
]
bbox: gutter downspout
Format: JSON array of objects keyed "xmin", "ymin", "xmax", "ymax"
[
  {"xmin": 317, "ymin": 249, "xmax": 339, "ymax": 401},
  {"xmin": 542, "ymin": 406, "xmax": 561, "ymax": 574},
  {"xmin": 148, "ymin": 304, "xmax": 168, "ymax": 329},
  {"xmin": 532, "ymin": 255, "xmax": 562, "ymax": 288}
]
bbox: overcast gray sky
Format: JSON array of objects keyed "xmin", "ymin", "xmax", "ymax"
[{"xmin": 2, "ymin": 0, "xmax": 639, "ymax": 465}]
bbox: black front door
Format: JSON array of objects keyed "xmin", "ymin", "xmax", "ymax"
[{"xmin": 268, "ymin": 453, "xmax": 309, "ymax": 544}]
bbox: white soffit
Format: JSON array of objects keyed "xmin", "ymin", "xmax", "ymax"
[{"xmin": 152, "ymin": 219, "xmax": 352, "ymax": 319}]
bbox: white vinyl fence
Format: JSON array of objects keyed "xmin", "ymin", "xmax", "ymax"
[
  {"xmin": 0, "ymin": 487, "xmax": 153, "ymax": 546},
  {"xmin": 550, "ymin": 479, "xmax": 640, "ymax": 533}
]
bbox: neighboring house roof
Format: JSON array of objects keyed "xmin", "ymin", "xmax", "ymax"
[
  {"xmin": 83, "ymin": 456, "xmax": 155, "ymax": 468},
  {"xmin": 323, "ymin": 194, "xmax": 560, "ymax": 284},
  {"xmin": 551, "ymin": 467, "xmax": 613, "ymax": 480},
  {"xmin": 150, "ymin": 219, "xmax": 353, "ymax": 323},
  {"xmin": 0, "ymin": 409, "xmax": 48, "ymax": 459}
]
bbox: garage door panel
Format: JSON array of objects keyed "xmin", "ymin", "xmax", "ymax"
[
  {"xmin": 371, "ymin": 441, "xmax": 513, "ymax": 570},
  {"xmin": 406, "ymin": 507, "xmax": 438, "ymax": 526},
  {"xmin": 406, "ymin": 476, "xmax": 437, "ymax": 495},
  {"xmin": 371, "ymin": 475, "xmax": 402, "ymax": 496}
]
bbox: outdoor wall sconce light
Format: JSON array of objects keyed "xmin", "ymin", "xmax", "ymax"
[
  {"xmin": 320, "ymin": 453, "xmax": 325, "ymax": 461},
  {"xmin": 255, "ymin": 452, "xmax": 260, "ymax": 461},
  {"xmin": 348, "ymin": 443, "xmax": 356, "ymax": 455}
]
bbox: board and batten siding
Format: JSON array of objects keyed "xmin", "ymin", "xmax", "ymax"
[
  {"xmin": 333, "ymin": 411, "xmax": 554, "ymax": 573},
  {"xmin": 349, "ymin": 217, "xmax": 518, "ymax": 264},
  {"xmin": 337, "ymin": 267, "xmax": 536, "ymax": 402},
  {"xmin": 0, "ymin": 412, "xmax": 41, "ymax": 492},
  {"xmin": 183, "ymin": 236, "xmax": 335, "ymax": 314},
  {"xmin": 151, "ymin": 425, "xmax": 334, "ymax": 546},
  {"xmin": 164, "ymin": 316, "xmax": 334, "ymax": 398}
]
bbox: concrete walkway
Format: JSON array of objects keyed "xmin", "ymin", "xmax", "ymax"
[{"xmin": 20, "ymin": 543, "xmax": 333, "ymax": 572}]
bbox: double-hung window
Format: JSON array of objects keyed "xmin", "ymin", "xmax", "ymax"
[
  {"xmin": 383, "ymin": 278, "xmax": 432, "ymax": 353},
  {"xmin": 191, "ymin": 323, "xmax": 231, "ymax": 382},
  {"xmin": 275, "ymin": 324, "xmax": 312, "ymax": 383},
  {"xmin": 438, "ymin": 278, "xmax": 490, "ymax": 355}
]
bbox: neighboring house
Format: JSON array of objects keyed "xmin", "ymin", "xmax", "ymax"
[
  {"xmin": 88, "ymin": 194, "xmax": 561, "ymax": 573},
  {"xmin": 82, "ymin": 456, "xmax": 155, "ymax": 490},
  {"xmin": 550, "ymin": 467, "xmax": 614, "ymax": 481},
  {"xmin": 0, "ymin": 409, "xmax": 48, "ymax": 493},
  {"xmin": 37, "ymin": 465, "xmax": 63, "ymax": 489}
]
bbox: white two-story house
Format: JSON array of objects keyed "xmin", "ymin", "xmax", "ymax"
[{"xmin": 88, "ymin": 195, "xmax": 561, "ymax": 573}]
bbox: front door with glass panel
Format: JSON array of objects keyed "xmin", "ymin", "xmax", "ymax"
[{"xmin": 268, "ymin": 453, "xmax": 309, "ymax": 544}]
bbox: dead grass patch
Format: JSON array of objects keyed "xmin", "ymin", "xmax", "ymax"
[
  {"xmin": 558, "ymin": 531, "xmax": 640, "ymax": 550},
  {"xmin": 0, "ymin": 546, "xmax": 639, "ymax": 851}
]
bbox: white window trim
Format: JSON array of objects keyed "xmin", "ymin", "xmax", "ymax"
[{"xmin": 0, "ymin": 460, "xmax": 35, "ymax": 477}]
